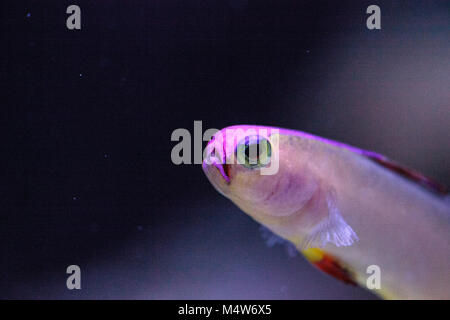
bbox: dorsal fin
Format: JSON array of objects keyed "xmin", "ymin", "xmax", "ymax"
[
  {"xmin": 302, "ymin": 248, "xmax": 357, "ymax": 286},
  {"xmin": 362, "ymin": 153, "xmax": 448, "ymax": 195}
]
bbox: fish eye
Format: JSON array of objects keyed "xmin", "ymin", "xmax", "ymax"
[{"xmin": 235, "ymin": 135, "xmax": 272, "ymax": 169}]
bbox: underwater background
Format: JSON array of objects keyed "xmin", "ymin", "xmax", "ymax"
[{"xmin": 1, "ymin": 0, "xmax": 449, "ymax": 299}]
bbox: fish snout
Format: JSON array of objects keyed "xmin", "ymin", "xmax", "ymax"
[{"xmin": 202, "ymin": 139, "xmax": 230, "ymax": 195}]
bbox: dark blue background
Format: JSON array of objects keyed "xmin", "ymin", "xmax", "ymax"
[{"xmin": 1, "ymin": 0, "xmax": 449, "ymax": 299}]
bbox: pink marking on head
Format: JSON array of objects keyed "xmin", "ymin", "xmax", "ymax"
[{"xmin": 219, "ymin": 125, "xmax": 384, "ymax": 160}]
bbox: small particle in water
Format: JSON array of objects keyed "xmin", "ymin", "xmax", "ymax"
[
  {"xmin": 79, "ymin": 73, "xmax": 83, "ymax": 77},
  {"xmin": 72, "ymin": 196, "xmax": 78, "ymax": 201},
  {"xmin": 137, "ymin": 225, "xmax": 143, "ymax": 231},
  {"xmin": 26, "ymin": 13, "xmax": 31, "ymax": 18},
  {"xmin": 306, "ymin": 49, "xmax": 310, "ymax": 53}
]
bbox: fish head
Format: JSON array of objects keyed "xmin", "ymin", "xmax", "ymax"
[
  {"xmin": 202, "ymin": 125, "xmax": 320, "ymax": 225},
  {"xmin": 203, "ymin": 125, "xmax": 359, "ymax": 248}
]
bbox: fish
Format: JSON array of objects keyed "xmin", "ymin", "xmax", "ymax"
[{"xmin": 202, "ymin": 125, "xmax": 450, "ymax": 299}]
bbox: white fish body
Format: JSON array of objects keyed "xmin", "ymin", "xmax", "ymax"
[{"xmin": 202, "ymin": 125, "xmax": 450, "ymax": 299}]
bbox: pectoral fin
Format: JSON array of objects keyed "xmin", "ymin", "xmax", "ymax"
[{"xmin": 299, "ymin": 188, "xmax": 359, "ymax": 249}]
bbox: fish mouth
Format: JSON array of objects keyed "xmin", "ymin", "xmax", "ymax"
[
  {"xmin": 202, "ymin": 144, "xmax": 230, "ymax": 183},
  {"xmin": 202, "ymin": 159, "xmax": 231, "ymax": 198},
  {"xmin": 202, "ymin": 137, "xmax": 232, "ymax": 198}
]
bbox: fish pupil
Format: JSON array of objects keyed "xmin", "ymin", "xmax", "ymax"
[
  {"xmin": 244, "ymin": 140, "xmax": 261, "ymax": 164},
  {"xmin": 236, "ymin": 136, "xmax": 271, "ymax": 168}
]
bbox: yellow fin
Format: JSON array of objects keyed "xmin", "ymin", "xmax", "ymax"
[{"xmin": 301, "ymin": 248, "xmax": 357, "ymax": 286}]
